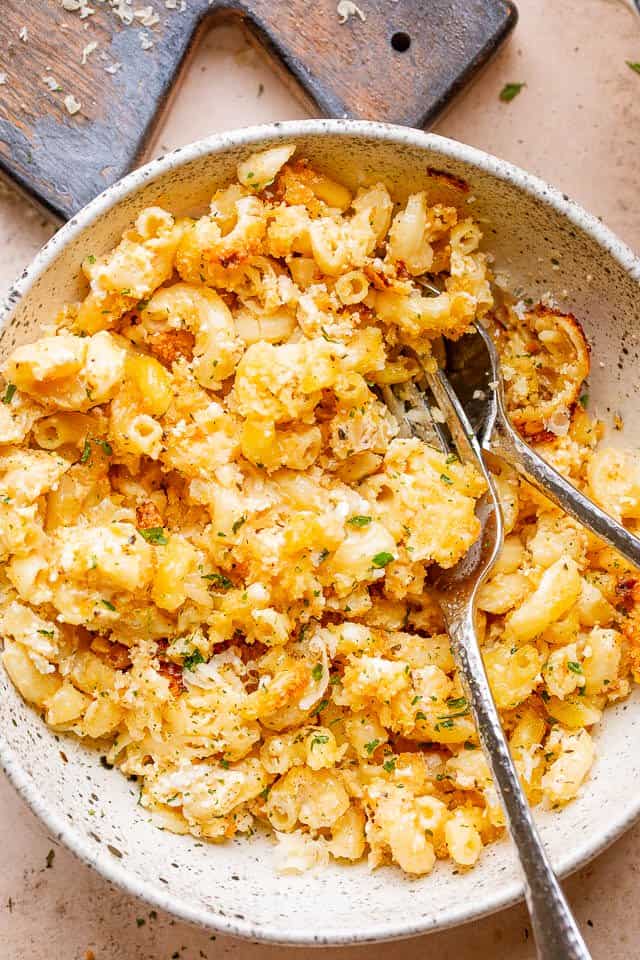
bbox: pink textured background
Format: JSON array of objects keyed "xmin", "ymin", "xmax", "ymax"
[{"xmin": 1, "ymin": 1, "xmax": 639, "ymax": 956}]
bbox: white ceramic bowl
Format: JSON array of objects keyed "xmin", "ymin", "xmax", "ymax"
[{"xmin": 1, "ymin": 120, "xmax": 640, "ymax": 946}]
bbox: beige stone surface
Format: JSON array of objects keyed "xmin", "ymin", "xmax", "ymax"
[{"xmin": 0, "ymin": 1, "xmax": 639, "ymax": 957}]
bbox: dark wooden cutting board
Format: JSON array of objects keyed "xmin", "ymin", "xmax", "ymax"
[{"xmin": 0, "ymin": 0, "xmax": 517, "ymax": 221}]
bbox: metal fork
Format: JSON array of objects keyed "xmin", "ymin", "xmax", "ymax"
[{"xmin": 384, "ymin": 369, "xmax": 592, "ymax": 960}]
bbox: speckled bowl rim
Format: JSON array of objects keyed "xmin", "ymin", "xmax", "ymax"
[{"xmin": 1, "ymin": 119, "xmax": 640, "ymax": 947}]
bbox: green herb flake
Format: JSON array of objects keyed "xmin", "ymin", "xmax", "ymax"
[
  {"xmin": 311, "ymin": 663, "xmax": 324, "ymax": 682},
  {"xmin": 579, "ymin": 393, "xmax": 589, "ymax": 408},
  {"xmin": 383, "ymin": 758, "xmax": 396, "ymax": 773},
  {"xmin": 364, "ymin": 738, "xmax": 380, "ymax": 755},
  {"xmin": 220, "ymin": 759, "xmax": 230, "ymax": 769},
  {"xmin": 440, "ymin": 473, "xmax": 453, "ymax": 485},
  {"xmin": 37, "ymin": 629, "xmax": 54, "ymax": 638},
  {"xmin": 86, "ymin": 254, "xmax": 96, "ymax": 265},
  {"xmin": 347, "ymin": 515, "xmax": 372, "ymax": 527},
  {"xmin": 101, "ymin": 599, "xmax": 116, "ymax": 611},
  {"xmin": 372, "ymin": 551, "xmax": 394, "ymax": 568},
  {"xmin": 0, "ymin": 495, "xmax": 10, "ymax": 504},
  {"xmin": 183, "ymin": 649, "xmax": 205, "ymax": 672},
  {"xmin": 446, "ymin": 696, "xmax": 467, "ymax": 710},
  {"xmin": 95, "ymin": 438, "xmax": 113, "ymax": 456},
  {"xmin": 201, "ymin": 572, "xmax": 233, "ymax": 589},
  {"xmin": 311, "ymin": 698, "xmax": 329, "ymax": 716},
  {"xmin": 2, "ymin": 383, "xmax": 16, "ymax": 405},
  {"xmin": 463, "ymin": 740, "xmax": 477, "ymax": 750},
  {"xmin": 139, "ymin": 527, "xmax": 168, "ymax": 545},
  {"xmin": 626, "ymin": 61, "xmax": 640, "ymax": 75},
  {"xmin": 445, "ymin": 452, "xmax": 459, "ymax": 465},
  {"xmin": 321, "ymin": 326, "xmax": 339, "ymax": 343},
  {"xmin": 499, "ymin": 81, "xmax": 525, "ymax": 102},
  {"xmin": 310, "ymin": 734, "xmax": 329, "ymax": 749},
  {"xmin": 415, "ymin": 711, "xmax": 427, "ymax": 721},
  {"xmin": 232, "ymin": 515, "xmax": 247, "ymax": 534},
  {"xmin": 567, "ymin": 660, "xmax": 583, "ymax": 674},
  {"xmin": 80, "ymin": 439, "xmax": 91, "ymax": 464}
]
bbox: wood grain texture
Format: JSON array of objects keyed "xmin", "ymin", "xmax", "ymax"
[{"xmin": 0, "ymin": 0, "xmax": 517, "ymax": 221}]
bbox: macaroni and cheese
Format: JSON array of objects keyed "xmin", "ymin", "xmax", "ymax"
[{"xmin": 1, "ymin": 145, "xmax": 637, "ymax": 877}]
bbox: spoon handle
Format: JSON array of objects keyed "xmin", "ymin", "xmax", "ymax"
[
  {"xmin": 491, "ymin": 403, "xmax": 640, "ymax": 570},
  {"xmin": 445, "ymin": 604, "xmax": 592, "ymax": 960}
]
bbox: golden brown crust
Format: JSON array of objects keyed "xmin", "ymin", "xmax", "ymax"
[
  {"xmin": 148, "ymin": 328, "xmax": 195, "ymax": 367},
  {"xmin": 135, "ymin": 501, "xmax": 163, "ymax": 530}
]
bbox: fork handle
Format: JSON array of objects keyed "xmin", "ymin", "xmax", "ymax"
[
  {"xmin": 490, "ymin": 408, "xmax": 640, "ymax": 569},
  {"xmin": 447, "ymin": 606, "xmax": 592, "ymax": 960}
]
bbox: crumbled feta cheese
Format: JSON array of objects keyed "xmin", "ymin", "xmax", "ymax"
[
  {"xmin": 139, "ymin": 31, "xmax": 154, "ymax": 50},
  {"xmin": 105, "ymin": 61, "xmax": 123, "ymax": 74},
  {"xmin": 430, "ymin": 405, "xmax": 446, "ymax": 424},
  {"xmin": 472, "ymin": 389, "xmax": 486, "ymax": 401},
  {"xmin": 81, "ymin": 41, "xmax": 98, "ymax": 64},
  {"xmin": 43, "ymin": 76, "xmax": 62, "ymax": 91},
  {"xmin": 134, "ymin": 5, "xmax": 159, "ymax": 25},
  {"xmin": 63, "ymin": 94, "xmax": 82, "ymax": 115},
  {"xmin": 337, "ymin": 0, "xmax": 366, "ymax": 23}
]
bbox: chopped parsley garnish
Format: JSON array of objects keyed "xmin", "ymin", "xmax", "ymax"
[
  {"xmin": 445, "ymin": 453, "xmax": 459, "ymax": 465},
  {"xmin": 232, "ymin": 515, "xmax": 246, "ymax": 534},
  {"xmin": 2, "ymin": 383, "xmax": 16, "ymax": 405},
  {"xmin": 321, "ymin": 327, "xmax": 339, "ymax": 343},
  {"xmin": 347, "ymin": 515, "xmax": 372, "ymax": 527},
  {"xmin": 101, "ymin": 599, "xmax": 116, "ymax": 611},
  {"xmin": 371, "ymin": 551, "xmax": 393, "ymax": 568},
  {"xmin": 440, "ymin": 473, "xmax": 453, "ymax": 485},
  {"xmin": 311, "ymin": 663, "xmax": 324, "ymax": 682},
  {"xmin": 310, "ymin": 734, "xmax": 329, "ymax": 749},
  {"xmin": 0, "ymin": 495, "xmax": 10, "ymax": 504},
  {"xmin": 94, "ymin": 438, "xmax": 113, "ymax": 456},
  {"xmin": 437, "ymin": 708, "xmax": 469, "ymax": 720},
  {"xmin": 364, "ymin": 738, "xmax": 380, "ymax": 755},
  {"xmin": 201, "ymin": 572, "xmax": 233, "ymax": 589},
  {"xmin": 383, "ymin": 758, "xmax": 396, "ymax": 773},
  {"xmin": 183, "ymin": 649, "xmax": 205, "ymax": 671},
  {"xmin": 446, "ymin": 696, "xmax": 467, "ymax": 710},
  {"xmin": 80, "ymin": 439, "xmax": 92, "ymax": 463},
  {"xmin": 499, "ymin": 82, "xmax": 525, "ymax": 102},
  {"xmin": 463, "ymin": 741, "xmax": 477, "ymax": 750},
  {"xmin": 579, "ymin": 393, "xmax": 589, "ymax": 408},
  {"xmin": 86, "ymin": 254, "xmax": 96, "ymax": 264},
  {"xmin": 415, "ymin": 711, "xmax": 427, "ymax": 721},
  {"xmin": 310, "ymin": 698, "xmax": 329, "ymax": 715},
  {"xmin": 37, "ymin": 629, "xmax": 54, "ymax": 638},
  {"xmin": 220, "ymin": 759, "xmax": 230, "ymax": 769},
  {"xmin": 626, "ymin": 61, "xmax": 640, "ymax": 75},
  {"xmin": 139, "ymin": 527, "xmax": 168, "ymax": 545},
  {"xmin": 567, "ymin": 661, "xmax": 583, "ymax": 674}
]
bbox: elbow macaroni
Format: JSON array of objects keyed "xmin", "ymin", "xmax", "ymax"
[{"xmin": 0, "ymin": 144, "xmax": 635, "ymax": 879}]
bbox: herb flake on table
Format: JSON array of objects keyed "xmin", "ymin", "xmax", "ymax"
[
  {"xmin": 499, "ymin": 82, "xmax": 525, "ymax": 102},
  {"xmin": 626, "ymin": 61, "xmax": 640, "ymax": 75}
]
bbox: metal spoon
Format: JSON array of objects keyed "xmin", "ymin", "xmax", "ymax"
[{"xmin": 446, "ymin": 321, "xmax": 640, "ymax": 570}]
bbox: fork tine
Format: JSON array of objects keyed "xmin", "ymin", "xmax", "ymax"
[{"xmin": 385, "ymin": 381, "xmax": 451, "ymax": 454}]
